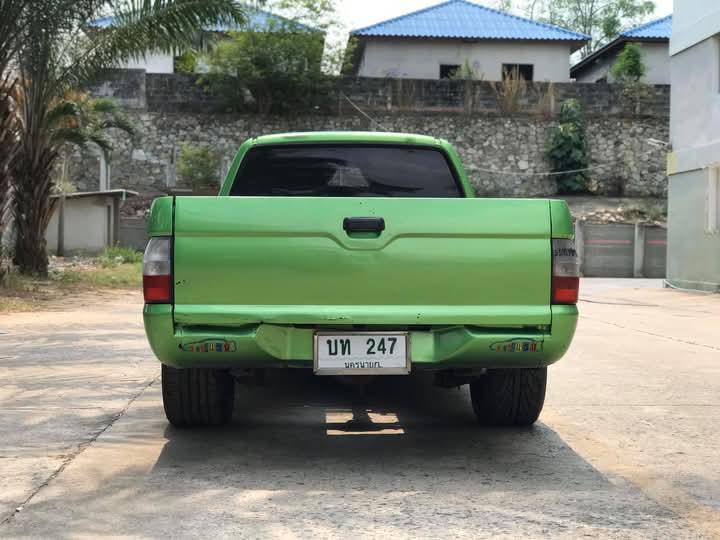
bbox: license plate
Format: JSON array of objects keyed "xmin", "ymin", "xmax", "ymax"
[{"xmin": 314, "ymin": 333, "xmax": 410, "ymax": 376}]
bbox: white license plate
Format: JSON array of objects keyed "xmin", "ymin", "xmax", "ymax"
[{"xmin": 314, "ymin": 333, "xmax": 410, "ymax": 375}]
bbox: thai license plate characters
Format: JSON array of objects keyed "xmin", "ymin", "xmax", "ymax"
[{"xmin": 314, "ymin": 333, "xmax": 410, "ymax": 375}]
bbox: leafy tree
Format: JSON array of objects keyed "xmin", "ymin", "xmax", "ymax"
[
  {"xmin": 176, "ymin": 144, "xmax": 222, "ymax": 192},
  {"xmin": 526, "ymin": 0, "xmax": 655, "ymax": 57},
  {"xmin": 5, "ymin": 0, "xmax": 245, "ymax": 275},
  {"xmin": 548, "ymin": 99, "xmax": 589, "ymax": 194},
  {"xmin": 203, "ymin": 0, "xmax": 344, "ymax": 114},
  {"xmin": 610, "ymin": 42, "xmax": 646, "ymax": 81}
]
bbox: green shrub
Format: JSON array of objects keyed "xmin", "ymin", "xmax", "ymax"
[
  {"xmin": 176, "ymin": 143, "xmax": 221, "ymax": 192},
  {"xmin": 175, "ymin": 49, "xmax": 199, "ymax": 74},
  {"xmin": 610, "ymin": 43, "xmax": 646, "ymax": 82},
  {"xmin": 548, "ymin": 99, "xmax": 589, "ymax": 194}
]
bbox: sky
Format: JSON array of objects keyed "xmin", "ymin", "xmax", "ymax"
[{"xmin": 333, "ymin": 0, "xmax": 673, "ymax": 35}]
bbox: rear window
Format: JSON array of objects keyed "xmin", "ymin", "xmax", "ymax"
[{"xmin": 229, "ymin": 144, "xmax": 462, "ymax": 197}]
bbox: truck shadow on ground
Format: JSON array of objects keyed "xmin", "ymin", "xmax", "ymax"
[
  {"xmin": 155, "ymin": 371, "xmax": 582, "ymax": 479},
  {"xmin": 2, "ymin": 372, "xmax": 681, "ymax": 538},
  {"xmin": 146, "ymin": 371, "xmax": 677, "ymax": 534}
]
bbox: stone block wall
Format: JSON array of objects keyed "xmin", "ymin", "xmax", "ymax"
[{"xmin": 69, "ymin": 71, "xmax": 670, "ymax": 199}]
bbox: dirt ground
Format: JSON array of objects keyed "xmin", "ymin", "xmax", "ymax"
[{"xmin": 0, "ymin": 280, "xmax": 719, "ymax": 539}]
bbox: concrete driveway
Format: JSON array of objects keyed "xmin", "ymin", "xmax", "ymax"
[{"xmin": 1, "ymin": 281, "xmax": 719, "ymax": 539}]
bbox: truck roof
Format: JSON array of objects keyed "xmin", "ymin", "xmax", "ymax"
[{"xmin": 252, "ymin": 131, "xmax": 443, "ymax": 147}]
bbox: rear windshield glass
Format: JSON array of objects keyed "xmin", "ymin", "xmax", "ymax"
[{"xmin": 229, "ymin": 144, "xmax": 462, "ymax": 197}]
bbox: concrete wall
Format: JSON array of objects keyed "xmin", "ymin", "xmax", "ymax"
[
  {"xmin": 118, "ymin": 217, "xmax": 149, "ymax": 251},
  {"xmin": 357, "ymin": 38, "xmax": 575, "ymax": 81},
  {"xmin": 669, "ymin": 38, "xmax": 720, "ymax": 165},
  {"xmin": 666, "ymin": 2, "xmax": 720, "ymax": 291},
  {"xmin": 87, "ymin": 71, "xmax": 671, "ymax": 117},
  {"xmin": 46, "ymin": 197, "xmax": 112, "ymax": 255},
  {"xmin": 577, "ymin": 222, "xmax": 667, "ymax": 278},
  {"xmin": 575, "ymin": 42, "xmax": 670, "ymax": 84},
  {"xmin": 120, "ymin": 52, "xmax": 174, "ymax": 74},
  {"xmin": 670, "ymin": 0, "xmax": 720, "ymax": 55},
  {"xmin": 666, "ymin": 169, "xmax": 720, "ymax": 291}
]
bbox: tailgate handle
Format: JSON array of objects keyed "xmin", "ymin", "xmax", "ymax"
[{"xmin": 343, "ymin": 217, "xmax": 385, "ymax": 234}]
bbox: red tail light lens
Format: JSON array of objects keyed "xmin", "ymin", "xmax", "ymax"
[
  {"xmin": 143, "ymin": 237, "xmax": 172, "ymax": 304},
  {"xmin": 143, "ymin": 275, "xmax": 172, "ymax": 304},
  {"xmin": 552, "ymin": 239, "xmax": 579, "ymax": 305},
  {"xmin": 552, "ymin": 276, "xmax": 580, "ymax": 304}
]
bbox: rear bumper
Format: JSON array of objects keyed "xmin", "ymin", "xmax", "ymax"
[{"xmin": 144, "ymin": 305, "xmax": 578, "ymax": 370}]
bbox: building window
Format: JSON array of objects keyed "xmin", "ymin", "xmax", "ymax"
[
  {"xmin": 707, "ymin": 166, "xmax": 720, "ymax": 234},
  {"xmin": 439, "ymin": 64, "xmax": 461, "ymax": 79},
  {"xmin": 502, "ymin": 63, "xmax": 534, "ymax": 81}
]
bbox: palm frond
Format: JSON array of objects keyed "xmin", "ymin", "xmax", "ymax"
[
  {"xmin": 59, "ymin": 0, "xmax": 246, "ymax": 88},
  {"xmin": 85, "ymin": 131, "xmax": 114, "ymax": 158},
  {"xmin": 47, "ymin": 100, "xmax": 81, "ymax": 127},
  {"xmin": 98, "ymin": 114, "xmax": 137, "ymax": 139},
  {"xmin": 50, "ymin": 126, "xmax": 91, "ymax": 149}
]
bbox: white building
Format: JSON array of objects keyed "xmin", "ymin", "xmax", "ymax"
[
  {"xmin": 349, "ymin": 0, "xmax": 588, "ymax": 82},
  {"xmin": 666, "ymin": 1, "xmax": 720, "ymax": 291},
  {"xmin": 571, "ymin": 16, "xmax": 672, "ymax": 84},
  {"xmin": 88, "ymin": 8, "xmax": 318, "ymax": 74}
]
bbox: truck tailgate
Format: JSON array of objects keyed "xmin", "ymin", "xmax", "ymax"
[{"xmin": 172, "ymin": 197, "xmax": 552, "ymax": 327}]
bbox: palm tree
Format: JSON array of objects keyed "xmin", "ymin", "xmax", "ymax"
[
  {"xmin": 10, "ymin": 0, "xmax": 245, "ymax": 275},
  {"xmin": 0, "ymin": 0, "xmax": 29, "ymax": 270}
]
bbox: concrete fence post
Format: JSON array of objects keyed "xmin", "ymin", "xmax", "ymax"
[
  {"xmin": 633, "ymin": 223, "xmax": 646, "ymax": 278},
  {"xmin": 575, "ymin": 221, "xmax": 585, "ymax": 275}
]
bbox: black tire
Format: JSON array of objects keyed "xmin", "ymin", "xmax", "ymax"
[
  {"xmin": 161, "ymin": 365, "xmax": 235, "ymax": 427},
  {"xmin": 469, "ymin": 368, "xmax": 547, "ymax": 427}
]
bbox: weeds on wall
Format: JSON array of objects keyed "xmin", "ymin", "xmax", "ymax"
[
  {"xmin": 547, "ymin": 99, "xmax": 589, "ymax": 194},
  {"xmin": 491, "ymin": 68, "xmax": 527, "ymax": 113},
  {"xmin": 533, "ymin": 82, "xmax": 556, "ymax": 117}
]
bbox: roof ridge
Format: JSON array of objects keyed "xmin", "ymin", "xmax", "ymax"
[
  {"xmin": 621, "ymin": 14, "xmax": 672, "ymax": 36},
  {"xmin": 351, "ymin": 0, "xmax": 589, "ymax": 40}
]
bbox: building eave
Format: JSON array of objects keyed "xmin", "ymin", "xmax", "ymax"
[{"xmin": 570, "ymin": 36, "xmax": 669, "ymax": 78}]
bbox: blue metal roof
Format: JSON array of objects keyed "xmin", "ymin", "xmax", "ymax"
[
  {"xmin": 621, "ymin": 15, "xmax": 672, "ymax": 39},
  {"xmin": 89, "ymin": 7, "xmax": 317, "ymax": 33},
  {"xmin": 352, "ymin": 0, "xmax": 589, "ymax": 42}
]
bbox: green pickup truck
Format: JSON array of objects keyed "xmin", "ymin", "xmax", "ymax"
[{"xmin": 143, "ymin": 132, "xmax": 579, "ymax": 428}]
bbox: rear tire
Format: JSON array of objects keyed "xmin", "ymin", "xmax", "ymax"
[
  {"xmin": 469, "ymin": 368, "xmax": 547, "ymax": 426},
  {"xmin": 161, "ymin": 365, "xmax": 234, "ymax": 427}
]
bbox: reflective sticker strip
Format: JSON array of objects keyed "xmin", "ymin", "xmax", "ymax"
[
  {"xmin": 181, "ymin": 339, "xmax": 237, "ymax": 353},
  {"xmin": 490, "ymin": 338, "xmax": 544, "ymax": 353}
]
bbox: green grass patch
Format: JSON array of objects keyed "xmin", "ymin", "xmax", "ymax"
[
  {"xmin": 1, "ymin": 260, "xmax": 142, "ymax": 313},
  {"xmin": 98, "ymin": 246, "xmax": 144, "ymax": 267},
  {"xmin": 54, "ymin": 262, "xmax": 143, "ymax": 288}
]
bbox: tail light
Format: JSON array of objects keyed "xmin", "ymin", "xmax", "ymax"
[
  {"xmin": 143, "ymin": 237, "xmax": 172, "ymax": 304},
  {"xmin": 552, "ymin": 239, "xmax": 579, "ymax": 305}
]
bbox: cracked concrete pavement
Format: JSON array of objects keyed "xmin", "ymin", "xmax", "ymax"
[{"xmin": 0, "ymin": 280, "xmax": 719, "ymax": 538}]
